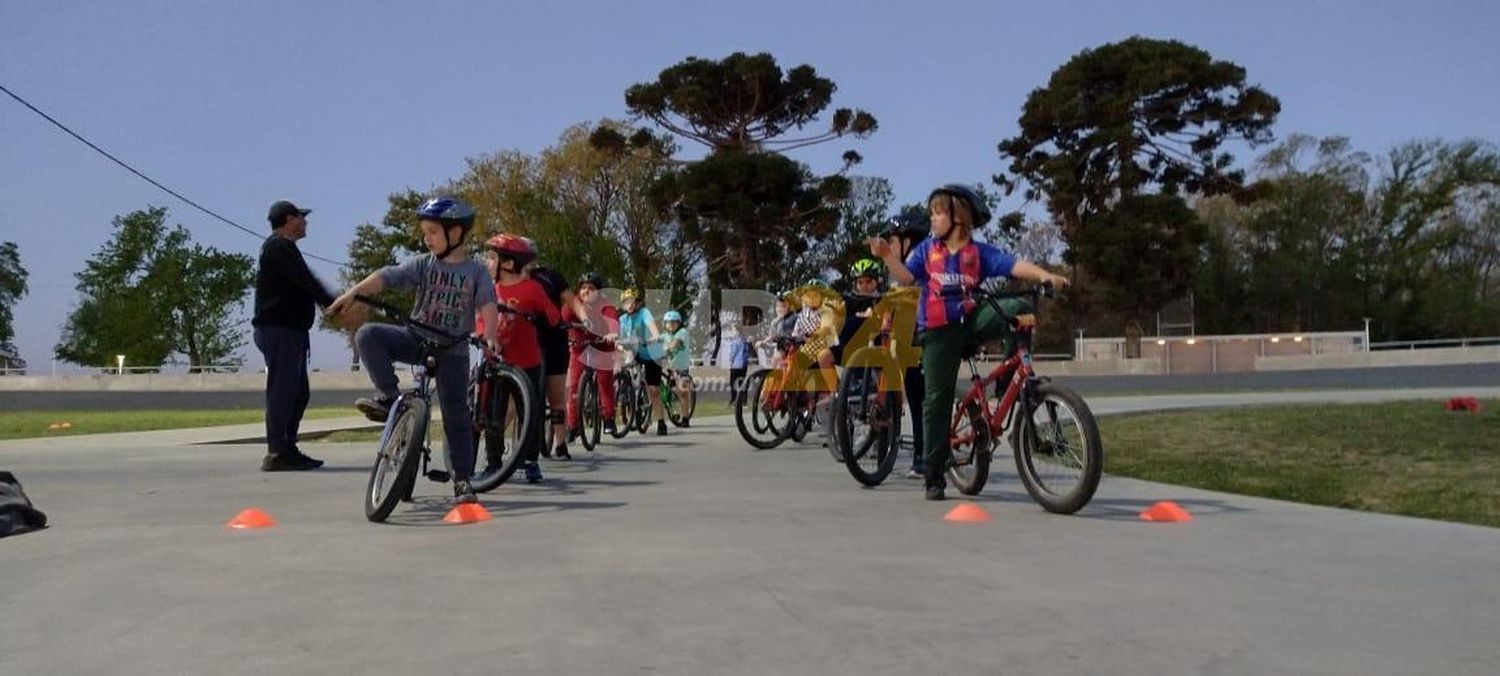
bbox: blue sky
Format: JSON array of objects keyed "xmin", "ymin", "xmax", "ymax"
[{"xmin": 3, "ymin": 0, "xmax": 1498, "ymax": 370}]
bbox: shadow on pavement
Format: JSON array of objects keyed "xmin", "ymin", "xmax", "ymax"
[
  {"xmin": 1077, "ymin": 497, "xmax": 1252, "ymax": 522},
  {"xmin": 383, "ymin": 495, "xmax": 628, "ymax": 526}
]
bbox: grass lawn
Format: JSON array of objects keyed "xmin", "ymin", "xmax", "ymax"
[
  {"xmin": 1100, "ymin": 399, "xmax": 1500, "ymax": 528},
  {"xmin": 0, "ymin": 408, "xmax": 352, "ymax": 441}
]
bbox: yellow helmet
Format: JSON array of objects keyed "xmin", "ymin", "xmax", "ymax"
[{"xmin": 620, "ymin": 288, "xmax": 639, "ymax": 302}]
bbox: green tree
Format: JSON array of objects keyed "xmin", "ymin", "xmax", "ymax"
[
  {"xmin": 597, "ymin": 51, "xmax": 877, "ymax": 290},
  {"xmin": 55, "ymin": 207, "xmax": 253, "ymax": 370},
  {"xmin": 0, "ymin": 241, "xmax": 29, "ymax": 371},
  {"xmin": 997, "ymin": 37, "xmax": 1280, "ymax": 328}
]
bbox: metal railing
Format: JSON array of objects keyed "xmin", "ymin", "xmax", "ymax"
[{"xmin": 1369, "ymin": 337, "xmax": 1500, "ymax": 351}]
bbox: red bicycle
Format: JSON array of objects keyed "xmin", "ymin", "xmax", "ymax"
[{"xmin": 947, "ymin": 284, "xmax": 1103, "ymax": 514}]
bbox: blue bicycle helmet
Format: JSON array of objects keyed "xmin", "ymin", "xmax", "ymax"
[
  {"xmin": 662, "ymin": 310, "xmax": 683, "ymax": 323},
  {"xmin": 416, "ymin": 197, "xmax": 477, "ymax": 258}
]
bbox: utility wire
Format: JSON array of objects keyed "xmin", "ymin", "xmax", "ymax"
[{"xmin": 0, "ymin": 82, "xmax": 349, "ymax": 268}]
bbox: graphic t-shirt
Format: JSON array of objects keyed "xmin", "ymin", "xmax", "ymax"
[
  {"xmin": 378, "ymin": 255, "xmax": 496, "ymax": 349},
  {"xmin": 903, "ymin": 239, "xmax": 1017, "ymax": 331}
]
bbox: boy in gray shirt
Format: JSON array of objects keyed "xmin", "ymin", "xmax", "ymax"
[{"xmin": 327, "ymin": 197, "xmax": 500, "ymax": 504}]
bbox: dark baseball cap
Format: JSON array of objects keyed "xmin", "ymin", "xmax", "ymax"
[{"xmin": 268, "ymin": 200, "xmax": 312, "ymax": 228}]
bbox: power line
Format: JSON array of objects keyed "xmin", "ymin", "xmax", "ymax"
[{"xmin": 0, "ymin": 82, "xmax": 349, "ymax": 268}]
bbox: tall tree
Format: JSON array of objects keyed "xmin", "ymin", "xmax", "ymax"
[
  {"xmin": 997, "ymin": 37, "xmax": 1280, "ymax": 328},
  {"xmin": 54, "ymin": 207, "xmax": 254, "ymax": 370},
  {"xmin": 0, "ymin": 241, "xmax": 29, "ymax": 371},
  {"xmin": 596, "ymin": 51, "xmax": 877, "ymax": 290}
]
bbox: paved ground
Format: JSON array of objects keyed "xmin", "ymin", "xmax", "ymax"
[{"xmin": 2, "ymin": 390, "xmax": 1498, "ymax": 675}]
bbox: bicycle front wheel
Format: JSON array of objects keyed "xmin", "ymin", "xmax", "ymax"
[
  {"xmin": 837, "ymin": 348, "xmax": 901, "ymax": 486},
  {"xmin": 668, "ymin": 375, "xmax": 695, "ymax": 427},
  {"xmin": 471, "ymin": 364, "xmax": 537, "ymax": 493},
  {"xmin": 633, "ymin": 378, "xmax": 652, "ymax": 432},
  {"xmin": 1014, "ymin": 382, "xmax": 1103, "ymax": 514},
  {"xmin": 365, "ymin": 398, "xmax": 426, "ymax": 522},
  {"xmin": 579, "ymin": 374, "xmax": 601, "ymax": 451},
  {"xmin": 610, "ymin": 371, "xmax": 633, "ymax": 438}
]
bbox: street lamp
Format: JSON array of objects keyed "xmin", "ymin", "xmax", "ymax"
[{"xmin": 116, "ymin": 354, "xmax": 125, "ymax": 375}]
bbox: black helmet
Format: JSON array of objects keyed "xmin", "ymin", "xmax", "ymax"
[
  {"xmin": 878, "ymin": 214, "xmax": 930, "ymax": 241},
  {"xmin": 578, "ymin": 272, "xmax": 605, "ymax": 289},
  {"xmin": 927, "ymin": 184, "xmax": 991, "ymax": 228}
]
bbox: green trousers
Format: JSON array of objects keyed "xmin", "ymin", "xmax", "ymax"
[{"xmin": 918, "ymin": 298, "xmax": 1030, "ymax": 482}]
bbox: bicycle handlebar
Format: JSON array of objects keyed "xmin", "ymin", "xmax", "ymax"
[{"xmin": 354, "ymin": 294, "xmax": 486, "ymax": 350}]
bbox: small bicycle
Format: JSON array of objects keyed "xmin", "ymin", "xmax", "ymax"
[
  {"xmin": 354, "ymin": 295, "xmax": 535, "ymax": 522},
  {"xmin": 946, "ymin": 284, "xmax": 1103, "ymax": 514},
  {"xmin": 734, "ymin": 336, "xmax": 833, "ymax": 449},
  {"xmin": 566, "ymin": 323, "xmax": 614, "ymax": 451}
]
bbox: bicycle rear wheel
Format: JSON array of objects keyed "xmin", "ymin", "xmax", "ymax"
[
  {"xmin": 837, "ymin": 348, "xmax": 901, "ymax": 486},
  {"xmin": 579, "ymin": 374, "xmax": 601, "ymax": 451},
  {"xmin": 365, "ymin": 398, "xmax": 426, "ymax": 522},
  {"xmin": 610, "ymin": 371, "xmax": 633, "ymax": 438},
  {"xmin": 470, "ymin": 364, "xmax": 537, "ymax": 493},
  {"xmin": 946, "ymin": 398, "xmax": 993, "ymax": 496},
  {"xmin": 1014, "ymin": 381, "xmax": 1103, "ymax": 514},
  {"xmin": 735, "ymin": 369, "xmax": 788, "ymax": 449}
]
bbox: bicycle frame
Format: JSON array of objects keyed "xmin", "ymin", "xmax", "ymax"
[{"xmin": 948, "ymin": 293, "xmax": 1044, "ymax": 449}]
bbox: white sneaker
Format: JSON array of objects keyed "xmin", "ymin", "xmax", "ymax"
[{"xmin": 904, "ymin": 469, "xmax": 924, "ymax": 480}]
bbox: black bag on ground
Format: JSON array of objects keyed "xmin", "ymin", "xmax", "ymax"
[{"xmin": 0, "ymin": 471, "xmax": 47, "ymax": 537}]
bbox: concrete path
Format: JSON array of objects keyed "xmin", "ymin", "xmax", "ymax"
[{"xmin": 1, "ymin": 390, "xmax": 1497, "ymax": 675}]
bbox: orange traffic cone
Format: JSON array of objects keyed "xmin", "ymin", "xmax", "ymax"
[
  {"xmin": 1139, "ymin": 501, "xmax": 1193, "ymax": 523},
  {"xmin": 226, "ymin": 507, "xmax": 277, "ymax": 529},
  {"xmin": 943, "ymin": 503, "xmax": 992, "ymax": 523},
  {"xmin": 443, "ymin": 503, "xmax": 492, "ymax": 524}
]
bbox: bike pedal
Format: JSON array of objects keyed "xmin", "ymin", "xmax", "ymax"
[{"xmin": 426, "ymin": 469, "xmax": 452, "ymax": 483}]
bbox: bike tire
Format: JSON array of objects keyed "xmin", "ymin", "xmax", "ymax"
[
  {"xmin": 734, "ymin": 369, "xmax": 787, "ymax": 449},
  {"xmin": 470, "ymin": 363, "xmax": 537, "ymax": 493},
  {"xmin": 946, "ymin": 399, "xmax": 993, "ymax": 496},
  {"xmin": 1014, "ymin": 381, "xmax": 1103, "ymax": 514},
  {"xmin": 579, "ymin": 374, "xmax": 601, "ymax": 451},
  {"xmin": 633, "ymin": 378, "xmax": 652, "ymax": 433},
  {"xmin": 365, "ymin": 398, "xmax": 426, "ymax": 523},
  {"xmin": 838, "ymin": 348, "xmax": 902, "ymax": 486},
  {"xmin": 669, "ymin": 375, "xmax": 695, "ymax": 427},
  {"xmin": 610, "ymin": 371, "xmax": 634, "ymax": 438}
]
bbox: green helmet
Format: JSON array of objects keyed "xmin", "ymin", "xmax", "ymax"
[{"xmin": 849, "ymin": 258, "xmax": 884, "ymax": 280}]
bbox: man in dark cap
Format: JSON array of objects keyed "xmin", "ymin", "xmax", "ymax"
[{"xmin": 253, "ymin": 200, "xmax": 336, "ymax": 471}]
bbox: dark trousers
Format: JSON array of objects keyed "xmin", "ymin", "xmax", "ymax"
[
  {"xmin": 728, "ymin": 366, "xmax": 748, "ymax": 406},
  {"xmin": 355, "ymin": 324, "xmax": 475, "ymax": 478},
  {"xmin": 254, "ymin": 325, "xmax": 310, "ymax": 454},
  {"xmin": 904, "ymin": 364, "xmax": 925, "ymax": 471}
]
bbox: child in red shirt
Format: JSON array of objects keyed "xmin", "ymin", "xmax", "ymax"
[
  {"xmin": 565, "ymin": 272, "xmax": 620, "ymax": 436},
  {"xmin": 480, "ymin": 234, "xmax": 559, "ymax": 483}
]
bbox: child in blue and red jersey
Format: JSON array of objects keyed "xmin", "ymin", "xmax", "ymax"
[{"xmin": 869, "ymin": 184, "xmax": 1069, "ymax": 501}]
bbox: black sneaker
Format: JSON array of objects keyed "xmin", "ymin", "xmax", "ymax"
[
  {"xmin": 261, "ymin": 451, "xmax": 313, "ymax": 472},
  {"xmin": 553, "ymin": 444, "xmax": 572, "ymax": 461},
  {"xmin": 603, "ymin": 420, "xmax": 617, "ymax": 435},
  {"xmin": 523, "ymin": 461, "xmax": 544, "ymax": 483},
  {"xmin": 355, "ymin": 395, "xmax": 396, "ymax": 422},
  {"xmin": 453, "ymin": 478, "xmax": 478, "ymax": 504},
  {"xmin": 681, "ymin": 419, "xmax": 691, "ymax": 428},
  {"xmin": 924, "ymin": 479, "xmax": 947, "ymax": 501},
  {"xmin": 656, "ymin": 420, "xmax": 668, "ymax": 436},
  {"xmin": 288, "ymin": 446, "xmax": 324, "ymax": 468}
]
